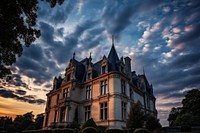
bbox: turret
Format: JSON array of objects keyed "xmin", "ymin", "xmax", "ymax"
[{"xmin": 124, "ymin": 56, "xmax": 131, "ymax": 79}]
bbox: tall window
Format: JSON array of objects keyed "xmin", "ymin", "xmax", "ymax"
[
  {"xmin": 100, "ymin": 80, "xmax": 108, "ymax": 95},
  {"xmin": 85, "ymin": 106, "xmax": 91, "ymax": 121},
  {"xmin": 54, "ymin": 110, "xmax": 57, "ymax": 122},
  {"xmin": 67, "ymin": 73, "xmax": 71, "ymax": 81},
  {"xmin": 130, "ymin": 88, "xmax": 134, "ymax": 100},
  {"xmin": 100, "ymin": 102, "xmax": 108, "ymax": 120},
  {"xmin": 60, "ymin": 107, "xmax": 66, "ymax": 122},
  {"xmin": 121, "ymin": 102, "xmax": 127, "ymax": 121},
  {"xmin": 102, "ymin": 65, "xmax": 106, "ymax": 74},
  {"xmin": 86, "ymin": 85, "xmax": 92, "ymax": 99},
  {"xmin": 121, "ymin": 79, "xmax": 126, "ymax": 94},
  {"xmin": 56, "ymin": 94, "xmax": 59, "ymax": 104},
  {"xmin": 45, "ymin": 112, "xmax": 49, "ymax": 126},
  {"xmin": 147, "ymin": 97, "xmax": 150, "ymax": 109},
  {"xmin": 47, "ymin": 97, "xmax": 51, "ymax": 108},
  {"xmin": 63, "ymin": 88, "xmax": 69, "ymax": 98}
]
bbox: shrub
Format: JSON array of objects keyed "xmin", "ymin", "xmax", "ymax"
[
  {"xmin": 81, "ymin": 127, "xmax": 98, "ymax": 133},
  {"xmin": 126, "ymin": 128, "xmax": 136, "ymax": 133},
  {"xmin": 22, "ymin": 130, "xmax": 43, "ymax": 133},
  {"xmin": 81, "ymin": 118, "xmax": 97, "ymax": 130},
  {"xmin": 145, "ymin": 115, "xmax": 161, "ymax": 132},
  {"xmin": 42, "ymin": 129, "xmax": 52, "ymax": 133},
  {"xmin": 97, "ymin": 126, "xmax": 107, "ymax": 133},
  {"xmin": 0, "ymin": 131, "xmax": 7, "ymax": 133},
  {"xmin": 126, "ymin": 102, "xmax": 144, "ymax": 128},
  {"xmin": 52, "ymin": 128, "xmax": 74, "ymax": 133},
  {"xmin": 134, "ymin": 128, "xmax": 151, "ymax": 133},
  {"xmin": 106, "ymin": 129, "xmax": 124, "ymax": 133},
  {"xmin": 180, "ymin": 125, "xmax": 192, "ymax": 132}
]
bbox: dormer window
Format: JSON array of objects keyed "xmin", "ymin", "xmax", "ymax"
[
  {"xmin": 87, "ymin": 72, "xmax": 92, "ymax": 80},
  {"xmin": 102, "ymin": 65, "xmax": 106, "ymax": 74}
]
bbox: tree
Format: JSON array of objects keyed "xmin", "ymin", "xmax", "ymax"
[
  {"xmin": 126, "ymin": 102, "xmax": 144, "ymax": 128},
  {"xmin": 168, "ymin": 89, "xmax": 200, "ymax": 126},
  {"xmin": 13, "ymin": 111, "xmax": 34, "ymax": 132},
  {"xmin": 0, "ymin": 0, "xmax": 40, "ymax": 78},
  {"xmin": 34, "ymin": 113, "xmax": 44, "ymax": 129},
  {"xmin": 145, "ymin": 115, "xmax": 161, "ymax": 132},
  {"xmin": 167, "ymin": 107, "xmax": 182, "ymax": 126},
  {"xmin": 182, "ymin": 89, "xmax": 200, "ymax": 116}
]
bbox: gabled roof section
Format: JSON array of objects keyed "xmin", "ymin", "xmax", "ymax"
[{"xmin": 108, "ymin": 44, "xmax": 120, "ymax": 71}]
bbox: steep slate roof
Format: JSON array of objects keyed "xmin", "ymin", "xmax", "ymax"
[
  {"xmin": 72, "ymin": 59, "xmax": 85, "ymax": 82},
  {"xmin": 107, "ymin": 44, "xmax": 120, "ymax": 71}
]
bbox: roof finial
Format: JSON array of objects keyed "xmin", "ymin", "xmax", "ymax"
[
  {"xmin": 112, "ymin": 35, "xmax": 114, "ymax": 46},
  {"xmin": 143, "ymin": 66, "xmax": 145, "ymax": 75},
  {"xmin": 89, "ymin": 52, "xmax": 92, "ymax": 61},
  {"xmin": 73, "ymin": 51, "xmax": 75, "ymax": 59}
]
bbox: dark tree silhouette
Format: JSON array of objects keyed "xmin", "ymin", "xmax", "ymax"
[
  {"xmin": 126, "ymin": 102, "xmax": 144, "ymax": 128},
  {"xmin": 168, "ymin": 89, "xmax": 200, "ymax": 126},
  {"xmin": 145, "ymin": 115, "xmax": 161, "ymax": 132},
  {"xmin": 0, "ymin": 0, "xmax": 40, "ymax": 78}
]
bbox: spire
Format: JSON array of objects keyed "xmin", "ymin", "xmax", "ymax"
[
  {"xmin": 73, "ymin": 52, "xmax": 75, "ymax": 59},
  {"xmin": 143, "ymin": 66, "xmax": 145, "ymax": 75},
  {"xmin": 108, "ymin": 36, "xmax": 119, "ymax": 71},
  {"xmin": 112, "ymin": 35, "xmax": 114, "ymax": 46},
  {"xmin": 89, "ymin": 52, "xmax": 92, "ymax": 63}
]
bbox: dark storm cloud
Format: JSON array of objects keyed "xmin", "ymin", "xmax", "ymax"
[
  {"xmin": 23, "ymin": 44, "xmax": 44, "ymax": 62},
  {"xmin": 171, "ymin": 53, "xmax": 200, "ymax": 69},
  {"xmin": 39, "ymin": 21, "xmax": 55, "ymax": 45},
  {"xmin": 7, "ymin": 74, "xmax": 29, "ymax": 89},
  {"xmin": 38, "ymin": 0, "xmax": 76, "ymax": 24},
  {"xmin": 172, "ymin": 24, "xmax": 200, "ymax": 47},
  {"xmin": 15, "ymin": 89, "xmax": 26, "ymax": 95},
  {"xmin": 79, "ymin": 27, "xmax": 104, "ymax": 49},
  {"xmin": 56, "ymin": 28, "xmax": 64, "ymax": 37},
  {"xmin": 53, "ymin": 19, "xmax": 99, "ymax": 64},
  {"xmin": 16, "ymin": 52, "xmax": 58, "ymax": 85},
  {"xmin": 101, "ymin": 0, "xmax": 162, "ymax": 35},
  {"xmin": 0, "ymin": 89, "xmax": 45, "ymax": 105}
]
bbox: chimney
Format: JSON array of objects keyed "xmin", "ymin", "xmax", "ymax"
[{"xmin": 124, "ymin": 56, "xmax": 131, "ymax": 79}]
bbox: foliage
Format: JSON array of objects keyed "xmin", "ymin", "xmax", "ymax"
[
  {"xmin": 81, "ymin": 127, "xmax": 98, "ymax": 133},
  {"xmin": 106, "ymin": 129, "xmax": 124, "ymax": 133},
  {"xmin": 0, "ymin": 0, "xmax": 40, "ymax": 78},
  {"xmin": 34, "ymin": 113, "xmax": 44, "ymax": 130},
  {"xmin": 134, "ymin": 128, "xmax": 151, "ymax": 133},
  {"xmin": 145, "ymin": 115, "xmax": 161, "ymax": 132},
  {"xmin": 182, "ymin": 89, "xmax": 200, "ymax": 116},
  {"xmin": 126, "ymin": 102, "xmax": 144, "ymax": 128},
  {"xmin": 81, "ymin": 118, "xmax": 97, "ymax": 130},
  {"xmin": 180, "ymin": 125, "xmax": 192, "ymax": 132},
  {"xmin": 168, "ymin": 89, "xmax": 200, "ymax": 126},
  {"xmin": 167, "ymin": 107, "xmax": 181, "ymax": 126},
  {"xmin": 0, "ymin": 116, "xmax": 12, "ymax": 130},
  {"xmin": 0, "ymin": 112, "xmax": 44, "ymax": 133}
]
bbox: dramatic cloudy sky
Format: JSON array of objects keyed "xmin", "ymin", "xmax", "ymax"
[{"xmin": 0, "ymin": 0, "xmax": 200, "ymax": 126}]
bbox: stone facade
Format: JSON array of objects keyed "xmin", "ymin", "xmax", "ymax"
[{"xmin": 43, "ymin": 43, "xmax": 157, "ymax": 129}]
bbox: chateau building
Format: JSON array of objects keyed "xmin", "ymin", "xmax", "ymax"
[{"xmin": 43, "ymin": 40, "xmax": 157, "ymax": 129}]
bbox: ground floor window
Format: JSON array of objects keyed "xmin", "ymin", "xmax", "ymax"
[
  {"xmin": 85, "ymin": 106, "xmax": 91, "ymax": 121},
  {"xmin": 60, "ymin": 107, "xmax": 66, "ymax": 122},
  {"xmin": 100, "ymin": 102, "xmax": 108, "ymax": 120},
  {"xmin": 45, "ymin": 112, "xmax": 49, "ymax": 126},
  {"xmin": 121, "ymin": 102, "xmax": 127, "ymax": 120}
]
